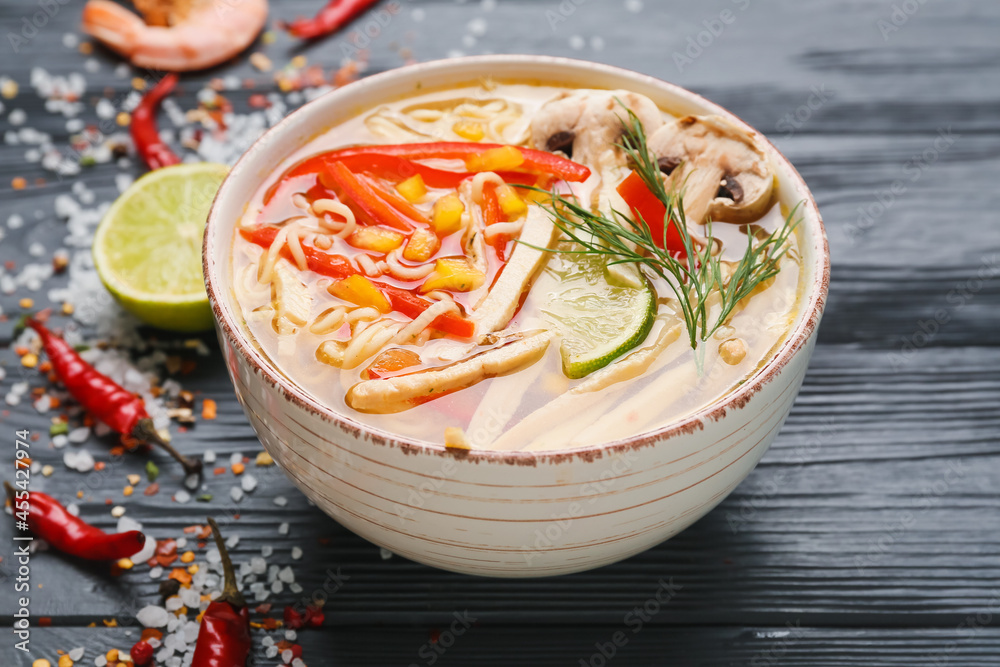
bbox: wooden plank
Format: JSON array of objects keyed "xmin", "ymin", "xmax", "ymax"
[{"xmin": 14, "ymin": 625, "xmax": 1000, "ymax": 667}]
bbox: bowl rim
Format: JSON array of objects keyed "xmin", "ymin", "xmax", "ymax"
[{"xmin": 203, "ymin": 54, "xmax": 830, "ymax": 466}]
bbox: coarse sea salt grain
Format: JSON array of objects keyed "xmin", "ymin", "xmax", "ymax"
[
  {"xmin": 137, "ymin": 605, "xmax": 170, "ymax": 628},
  {"xmin": 118, "ymin": 515, "xmax": 143, "ymax": 533},
  {"xmin": 150, "ymin": 566, "xmax": 164, "ymax": 579},
  {"xmin": 68, "ymin": 426, "xmax": 90, "ymax": 443},
  {"xmin": 230, "ymin": 452, "xmax": 243, "ymax": 465},
  {"xmin": 261, "ymin": 545, "xmax": 273, "ymax": 558},
  {"xmin": 291, "ymin": 546, "xmax": 303, "ymax": 560},
  {"xmin": 63, "ymin": 449, "xmax": 95, "ymax": 472},
  {"xmin": 203, "ymin": 449, "xmax": 216, "ymax": 464},
  {"xmin": 173, "ymin": 489, "xmax": 191, "ymax": 504},
  {"xmin": 241, "ymin": 474, "xmax": 258, "ymax": 493},
  {"xmin": 278, "ymin": 523, "xmax": 289, "ymax": 536},
  {"xmin": 69, "ymin": 647, "xmax": 84, "ymax": 661},
  {"xmin": 274, "ymin": 496, "xmax": 288, "ymax": 507},
  {"xmin": 230, "ymin": 487, "xmax": 244, "ymax": 502}
]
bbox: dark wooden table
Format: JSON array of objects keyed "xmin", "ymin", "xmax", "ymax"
[{"xmin": 2, "ymin": 0, "xmax": 999, "ymax": 664}]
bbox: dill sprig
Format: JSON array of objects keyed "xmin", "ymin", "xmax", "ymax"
[{"xmin": 525, "ymin": 105, "xmax": 801, "ymax": 350}]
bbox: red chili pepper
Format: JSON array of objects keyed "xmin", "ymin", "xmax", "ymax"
[
  {"xmin": 325, "ymin": 161, "xmax": 415, "ymax": 231},
  {"xmin": 191, "ymin": 518, "xmax": 251, "ymax": 667},
  {"xmin": 4, "ymin": 482, "xmax": 145, "ymax": 560},
  {"xmin": 239, "ymin": 226, "xmax": 476, "ymax": 339},
  {"xmin": 130, "ymin": 640, "xmax": 155, "ymax": 666},
  {"xmin": 281, "ymin": 0, "xmax": 381, "ymax": 40},
  {"xmin": 616, "ymin": 170, "xmax": 686, "ymax": 258},
  {"xmin": 25, "ymin": 318, "xmax": 201, "ymax": 475},
  {"xmin": 131, "ymin": 74, "xmax": 181, "ymax": 171}
]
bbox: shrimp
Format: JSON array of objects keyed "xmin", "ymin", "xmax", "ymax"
[{"xmin": 81, "ymin": 0, "xmax": 269, "ymax": 72}]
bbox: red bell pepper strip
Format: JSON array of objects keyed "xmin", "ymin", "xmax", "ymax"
[
  {"xmin": 480, "ymin": 183, "xmax": 509, "ymax": 262},
  {"xmin": 328, "ymin": 142, "xmax": 591, "ymax": 182},
  {"xmin": 240, "ymin": 226, "xmax": 355, "ymax": 279},
  {"xmin": 5, "ymin": 482, "xmax": 145, "ymax": 560},
  {"xmin": 378, "ymin": 285, "xmax": 475, "ymax": 339},
  {"xmin": 274, "ymin": 154, "xmax": 473, "ymax": 197},
  {"xmin": 325, "ymin": 161, "xmax": 415, "ymax": 231},
  {"xmin": 131, "ymin": 73, "xmax": 181, "ymax": 171},
  {"xmin": 191, "ymin": 519, "xmax": 252, "ymax": 667},
  {"xmin": 281, "ymin": 0, "xmax": 381, "ymax": 40},
  {"xmin": 338, "ymin": 154, "xmax": 472, "ymax": 189},
  {"xmin": 240, "ymin": 226, "xmax": 475, "ymax": 339},
  {"xmin": 25, "ymin": 318, "xmax": 201, "ymax": 475},
  {"xmin": 361, "ymin": 175, "xmax": 431, "ymax": 226},
  {"xmin": 617, "ymin": 170, "xmax": 686, "ymax": 259}
]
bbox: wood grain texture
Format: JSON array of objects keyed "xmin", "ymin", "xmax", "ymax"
[{"xmin": 0, "ymin": 0, "xmax": 998, "ymax": 664}]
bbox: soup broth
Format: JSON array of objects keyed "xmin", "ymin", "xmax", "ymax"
[{"xmin": 231, "ymin": 81, "xmax": 802, "ymax": 451}]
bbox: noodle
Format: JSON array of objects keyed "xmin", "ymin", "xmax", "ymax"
[
  {"xmin": 311, "ymin": 199, "xmax": 357, "ymax": 239},
  {"xmin": 356, "ymin": 254, "xmax": 381, "ymax": 277},
  {"xmin": 309, "ymin": 306, "xmax": 347, "ymax": 335},
  {"xmin": 258, "ymin": 226, "xmax": 290, "ymax": 283},
  {"xmin": 285, "ymin": 228, "xmax": 307, "ymax": 271},
  {"xmin": 483, "ymin": 220, "xmax": 524, "ymax": 242},
  {"xmin": 393, "ymin": 299, "xmax": 457, "ymax": 345},
  {"xmin": 386, "ymin": 250, "xmax": 435, "ymax": 281}
]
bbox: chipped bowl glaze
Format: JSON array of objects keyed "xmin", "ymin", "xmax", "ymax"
[{"xmin": 203, "ymin": 56, "xmax": 829, "ymax": 578}]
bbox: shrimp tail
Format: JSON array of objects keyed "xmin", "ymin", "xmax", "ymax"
[{"xmin": 81, "ymin": 0, "xmax": 146, "ymax": 60}]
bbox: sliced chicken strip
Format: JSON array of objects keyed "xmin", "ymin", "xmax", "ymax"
[
  {"xmin": 346, "ymin": 331, "xmax": 553, "ymax": 414},
  {"xmin": 471, "ymin": 205, "xmax": 557, "ymax": 336},
  {"xmin": 271, "ymin": 262, "xmax": 312, "ymax": 335},
  {"xmin": 490, "ymin": 315, "xmax": 684, "ymax": 451}
]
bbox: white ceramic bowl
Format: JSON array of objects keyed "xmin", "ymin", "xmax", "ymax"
[{"xmin": 203, "ymin": 55, "xmax": 829, "ymax": 578}]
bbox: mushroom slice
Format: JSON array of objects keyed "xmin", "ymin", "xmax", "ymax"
[
  {"xmin": 530, "ymin": 90, "xmax": 663, "ymax": 166},
  {"xmin": 346, "ymin": 330, "xmax": 553, "ymax": 414},
  {"xmin": 647, "ymin": 115, "xmax": 774, "ymax": 225},
  {"xmin": 471, "ymin": 205, "xmax": 557, "ymax": 337},
  {"xmin": 271, "ymin": 262, "xmax": 312, "ymax": 335}
]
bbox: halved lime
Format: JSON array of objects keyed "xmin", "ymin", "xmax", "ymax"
[
  {"xmin": 541, "ymin": 251, "xmax": 656, "ymax": 379},
  {"xmin": 93, "ymin": 163, "xmax": 229, "ymax": 332}
]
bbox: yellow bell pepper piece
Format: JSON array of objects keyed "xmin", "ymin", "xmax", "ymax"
[
  {"xmin": 421, "ymin": 258, "xmax": 486, "ymax": 293},
  {"xmin": 465, "ymin": 146, "xmax": 524, "ymax": 172},
  {"xmin": 395, "ymin": 174, "xmax": 427, "ymax": 203},
  {"xmin": 403, "ymin": 228, "xmax": 441, "ymax": 262},
  {"xmin": 347, "ymin": 226, "xmax": 405, "ymax": 254},
  {"xmin": 430, "ymin": 194, "xmax": 465, "ymax": 235},
  {"xmin": 496, "ymin": 184, "xmax": 528, "ymax": 219},
  {"xmin": 328, "ymin": 274, "xmax": 391, "ymax": 313},
  {"xmin": 453, "ymin": 120, "xmax": 484, "ymax": 141}
]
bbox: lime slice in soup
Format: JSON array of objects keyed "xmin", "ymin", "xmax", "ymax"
[
  {"xmin": 93, "ymin": 162, "xmax": 229, "ymax": 332},
  {"xmin": 542, "ymin": 252, "xmax": 656, "ymax": 379}
]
